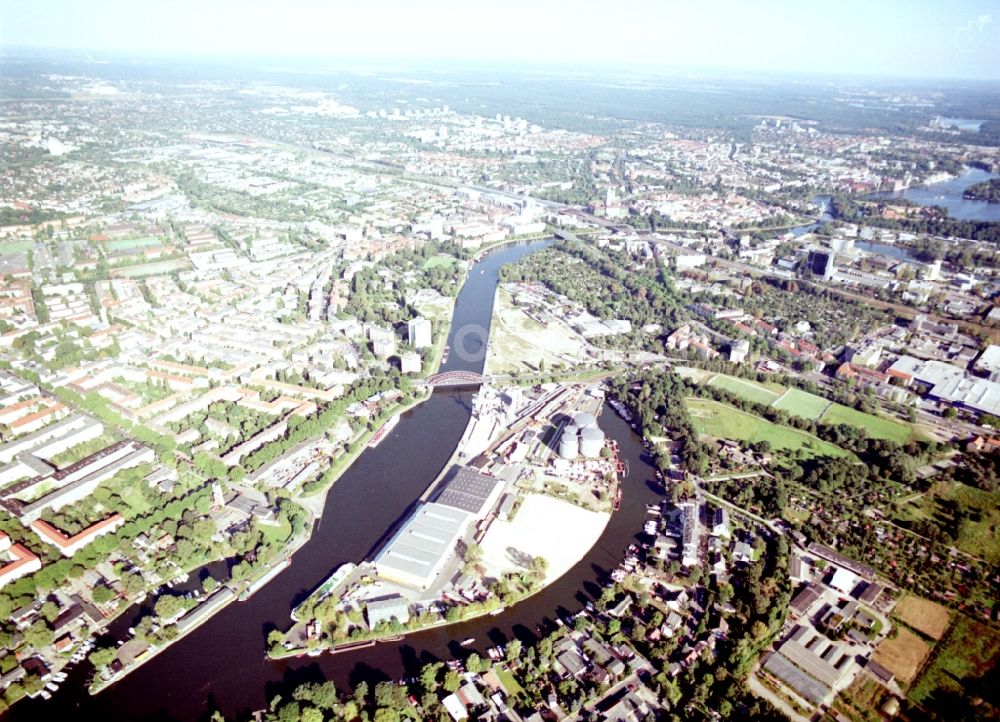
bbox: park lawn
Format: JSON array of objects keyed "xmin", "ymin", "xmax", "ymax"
[
  {"xmin": 894, "ymin": 481, "xmax": 1000, "ymax": 564},
  {"xmin": 119, "ymin": 484, "xmax": 153, "ymax": 517},
  {"xmin": 422, "ymin": 253, "xmax": 456, "ymax": 270},
  {"xmin": 0, "ymin": 240, "xmax": 34, "ymax": 255},
  {"xmin": 819, "ymin": 403, "xmax": 912, "ymax": 443},
  {"xmin": 105, "ymin": 236, "xmax": 162, "ymax": 251},
  {"xmin": 260, "ymin": 515, "xmax": 292, "ymax": 546},
  {"xmin": 909, "ymin": 614, "xmax": 1000, "ymax": 717},
  {"xmin": 494, "ymin": 666, "xmax": 523, "ymax": 696},
  {"xmin": 772, "ymin": 387, "xmax": 831, "ymax": 420},
  {"xmin": 893, "ymin": 594, "xmax": 951, "ymax": 641},
  {"xmin": 708, "ymin": 373, "xmax": 782, "ymax": 406},
  {"xmin": 873, "ymin": 626, "xmax": 932, "ymax": 687},
  {"xmin": 674, "ymin": 366, "xmax": 718, "ymax": 383},
  {"xmin": 685, "ymin": 398, "xmax": 851, "ymax": 459}
]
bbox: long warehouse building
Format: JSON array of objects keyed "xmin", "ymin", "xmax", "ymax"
[{"xmin": 374, "ymin": 466, "xmax": 505, "ymax": 589}]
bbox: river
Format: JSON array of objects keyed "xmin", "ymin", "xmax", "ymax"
[
  {"xmin": 868, "ymin": 166, "xmax": 1000, "ymax": 222},
  {"xmin": 11, "ymin": 239, "xmax": 662, "ymax": 721}
]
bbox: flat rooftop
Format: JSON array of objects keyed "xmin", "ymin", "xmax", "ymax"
[{"xmin": 435, "ymin": 466, "xmax": 503, "ymax": 515}]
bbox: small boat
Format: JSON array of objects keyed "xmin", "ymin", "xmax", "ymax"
[
  {"xmin": 460, "ymin": 638, "xmax": 475, "ymax": 647},
  {"xmin": 368, "ymin": 414, "xmax": 400, "ymax": 448},
  {"xmin": 613, "ymin": 487, "xmax": 622, "ymax": 511}
]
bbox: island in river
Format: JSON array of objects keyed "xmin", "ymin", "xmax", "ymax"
[{"xmin": 964, "ymin": 177, "xmax": 1000, "ymax": 203}]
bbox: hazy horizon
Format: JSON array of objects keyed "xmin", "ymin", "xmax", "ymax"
[{"xmin": 2, "ymin": 0, "xmax": 1000, "ymax": 82}]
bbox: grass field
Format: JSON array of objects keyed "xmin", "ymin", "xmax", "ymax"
[
  {"xmin": 893, "ymin": 594, "xmax": 952, "ymax": 640},
  {"xmin": 112, "ymin": 259, "xmax": 190, "ymax": 277},
  {"xmin": 675, "ymin": 366, "xmax": 718, "ymax": 383},
  {"xmin": 909, "ymin": 615, "xmax": 1000, "ymax": 716},
  {"xmin": 708, "ymin": 374, "xmax": 781, "ymax": 405},
  {"xmin": 685, "ymin": 398, "xmax": 851, "ymax": 459},
  {"xmin": 106, "ymin": 236, "xmax": 162, "ymax": 251},
  {"xmin": 0, "ymin": 241, "xmax": 33, "ymax": 256},
  {"xmin": 772, "ymin": 387, "xmax": 831, "ymax": 420},
  {"xmin": 260, "ymin": 516, "xmax": 292, "ymax": 546},
  {"xmin": 833, "ymin": 675, "xmax": 892, "ymax": 722},
  {"xmin": 894, "ymin": 481, "xmax": 1000, "ymax": 563},
  {"xmin": 819, "ymin": 403, "xmax": 912, "ymax": 443},
  {"xmin": 494, "ymin": 666, "xmax": 523, "ymax": 696},
  {"xmin": 873, "ymin": 627, "xmax": 932, "ymax": 686},
  {"xmin": 422, "ymin": 253, "xmax": 456, "ymax": 270}
]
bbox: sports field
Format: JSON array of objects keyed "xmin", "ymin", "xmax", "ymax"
[
  {"xmin": 772, "ymin": 387, "xmax": 831, "ymax": 420},
  {"xmin": 0, "ymin": 241, "xmax": 34, "ymax": 255},
  {"xmin": 106, "ymin": 236, "xmax": 162, "ymax": 251},
  {"xmin": 422, "ymin": 253, "xmax": 456, "ymax": 270},
  {"xmin": 685, "ymin": 398, "xmax": 850, "ymax": 459},
  {"xmin": 708, "ymin": 373, "xmax": 781, "ymax": 405},
  {"xmin": 689, "ymin": 370, "xmax": 914, "ymax": 443},
  {"xmin": 113, "ymin": 259, "xmax": 190, "ymax": 277}
]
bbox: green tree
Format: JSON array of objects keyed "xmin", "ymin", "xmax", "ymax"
[
  {"xmin": 89, "ymin": 646, "xmax": 117, "ymax": 668},
  {"xmin": 24, "ymin": 620, "xmax": 53, "ymax": 649},
  {"xmin": 92, "ymin": 584, "xmax": 116, "ymax": 604}
]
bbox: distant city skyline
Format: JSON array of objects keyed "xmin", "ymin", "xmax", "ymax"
[{"xmin": 1, "ymin": 0, "xmax": 1000, "ymax": 81}]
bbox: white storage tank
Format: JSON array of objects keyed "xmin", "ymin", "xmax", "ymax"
[
  {"xmin": 573, "ymin": 412, "xmax": 597, "ymax": 428},
  {"xmin": 558, "ymin": 425, "xmax": 579, "ymax": 459},
  {"xmin": 579, "ymin": 425, "xmax": 605, "ymax": 458}
]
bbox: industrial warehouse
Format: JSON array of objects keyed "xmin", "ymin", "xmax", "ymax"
[{"xmin": 373, "ymin": 466, "xmax": 505, "ymax": 590}]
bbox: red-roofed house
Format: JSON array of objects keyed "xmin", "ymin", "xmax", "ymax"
[
  {"xmin": 30, "ymin": 514, "xmax": 125, "ymax": 557},
  {"xmin": 0, "ymin": 533, "xmax": 42, "ymax": 588}
]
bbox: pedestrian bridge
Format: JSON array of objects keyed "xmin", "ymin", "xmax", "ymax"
[{"xmin": 426, "ymin": 370, "xmax": 488, "ymax": 387}]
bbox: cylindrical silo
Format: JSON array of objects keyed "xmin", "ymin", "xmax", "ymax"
[
  {"xmin": 558, "ymin": 425, "xmax": 579, "ymax": 459},
  {"xmin": 579, "ymin": 425, "xmax": 605, "ymax": 458}
]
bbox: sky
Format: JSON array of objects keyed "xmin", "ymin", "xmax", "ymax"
[{"xmin": 2, "ymin": 0, "xmax": 999, "ymax": 80}]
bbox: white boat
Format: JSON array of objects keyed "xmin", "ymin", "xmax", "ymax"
[{"xmin": 460, "ymin": 638, "xmax": 475, "ymax": 646}]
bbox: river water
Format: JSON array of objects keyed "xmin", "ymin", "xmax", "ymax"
[
  {"xmin": 12, "ymin": 239, "xmax": 662, "ymax": 721},
  {"xmin": 868, "ymin": 166, "xmax": 1000, "ymax": 222}
]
